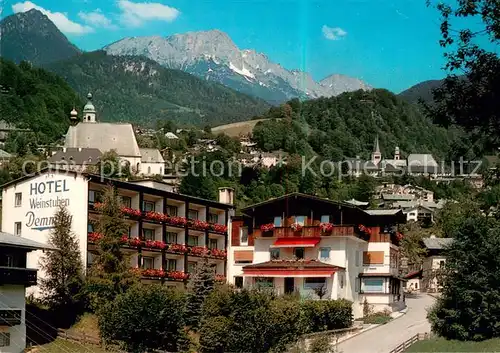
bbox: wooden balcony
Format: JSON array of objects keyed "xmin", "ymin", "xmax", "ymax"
[
  {"xmin": 0, "ymin": 267, "xmax": 37, "ymax": 286},
  {"xmin": 253, "ymin": 225, "xmax": 356, "ymax": 238}
]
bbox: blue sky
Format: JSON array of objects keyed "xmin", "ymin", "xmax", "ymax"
[{"xmin": 2, "ymin": 0, "xmax": 468, "ymax": 92}]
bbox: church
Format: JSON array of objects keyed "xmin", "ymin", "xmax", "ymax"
[{"xmin": 60, "ymin": 93, "xmax": 165, "ymax": 176}]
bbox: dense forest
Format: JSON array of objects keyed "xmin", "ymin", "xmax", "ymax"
[
  {"xmin": 0, "ymin": 58, "xmax": 80, "ymax": 146},
  {"xmin": 46, "ymin": 51, "xmax": 271, "ymax": 126},
  {"xmin": 252, "ymin": 89, "xmax": 464, "ymax": 160}
]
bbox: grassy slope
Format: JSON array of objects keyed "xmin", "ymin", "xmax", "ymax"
[
  {"xmin": 211, "ymin": 118, "xmax": 272, "ymax": 137},
  {"xmin": 406, "ymin": 337, "xmax": 500, "ymax": 352},
  {"xmin": 32, "ymin": 338, "xmax": 109, "ymax": 353}
]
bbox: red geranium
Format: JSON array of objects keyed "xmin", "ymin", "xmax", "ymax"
[
  {"xmin": 320, "ymin": 222, "xmax": 334, "ymax": 233},
  {"xmin": 128, "ymin": 237, "xmax": 142, "ymax": 247},
  {"xmin": 260, "ymin": 223, "xmax": 275, "ymax": 232},
  {"xmin": 189, "ymin": 246, "xmax": 210, "ymax": 257},
  {"xmin": 167, "ymin": 216, "xmax": 187, "ymax": 227},
  {"xmin": 192, "ymin": 219, "xmax": 210, "ymax": 231},
  {"xmin": 358, "ymin": 224, "xmax": 370, "ymax": 235},
  {"xmin": 210, "ymin": 248, "xmax": 227, "ymax": 259},
  {"xmin": 167, "ymin": 271, "xmax": 188, "ymax": 281},
  {"xmin": 121, "ymin": 207, "xmax": 142, "ymax": 217},
  {"xmin": 290, "ymin": 222, "xmax": 303, "ymax": 232},
  {"xmin": 88, "ymin": 232, "xmax": 103, "ymax": 242},
  {"xmin": 142, "ymin": 268, "xmax": 166, "ymax": 278},
  {"xmin": 396, "ymin": 232, "xmax": 404, "ymax": 241},
  {"xmin": 145, "ymin": 211, "xmax": 166, "ymax": 222},
  {"xmin": 215, "ymin": 274, "xmax": 226, "ymax": 283},
  {"xmin": 93, "ymin": 202, "xmax": 104, "ymax": 211},
  {"xmin": 211, "ymin": 223, "xmax": 227, "ymax": 233},
  {"xmin": 168, "ymin": 243, "xmax": 188, "ymax": 254},
  {"xmin": 144, "ymin": 240, "xmax": 167, "ymax": 250}
]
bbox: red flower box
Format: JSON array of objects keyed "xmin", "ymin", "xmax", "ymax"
[
  {"xmin": 290, "ymin": 222, "xmax": 303, "ymax": 232},
  {"xmin": 88, "ymin": 232, "xmax": 103, "ymax": 242},
  {"xmin": 166, "ymin": 216, "xmax": 187, "ymax": 227},
  {"xmin": 210, "ymin": 223, "xmax": 227, "ymax": 233},
  {"xmin": 210, "ymin": 248, "xmax": 227, "ymax": 259},
  {"xmin": 167, "ymin": 271, "xmax": 188, "ymax": 281},
  {"xmin": 93, "ymin": 202, "xmax": 104, "ymax": 211},
  {"xmin": 189, "ymin": 246, "xmax": 210, "ymax": 257},
  {"xmin": 320, "ymin": 222, "xmax": 334, "ymax": 233},
  {"xmin": 144, "ymin": 240, "xmax": 167, "ymax": 250},
  {"xmin": 215, "ymin": 274, "xmax": 226, "ymax": 283},
  {"xmin": 168, "ymin": 243, "xmax": 188, "ymax": 254},
  {"xmin": 191, "ymin": 219, "xmax": 210, "ymax": 231},
  {"xmin": 144, "ymin": 211, "xmax": 166, "ymax": 222},
  {"xmin": 128, "ymin": 237, "xmax": 142, "ymax": 248},
  {"xmin": 142, "ymin": 268, "xmax": 166, "ymax": 278},
  {"xmin": 260, "ymin": 223, "xmax": 275, "ymax": 232},
  {"xmin": 121, "ymin": 207, "xmax": 142, "ymax": 218}
]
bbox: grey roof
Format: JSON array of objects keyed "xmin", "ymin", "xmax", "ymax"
[
  {"xmin": 422, "ymin": 237, "xmax": 453, "ymax": 250},
  {"xmin": 49, "ymin": 148, "xmax": 102, "ymax": 165},
  {"xmin": 365, "ymin": 209, "xmax": 402, "ymax": 216},
  {"xmin": 65, "ymin": 122, "xmax": 141, "ymax": 157},
  {"xmin": 345, "ymin": 199, "xmax": 369, "ymax": 206},
  {"xmin": 407, "ymin": 154, "xmax": 438, "ymax": 167},
  {"xmin": 0, "ymin": 232, "xmax": 56, "ymax": 251},
  {"xmin": 383, "ymin": 159, "xmax": 407, "ymax": 168},
  {"xmin": 140, "ymin": 148, "xmax": 165, "ymax": 163},
  {"xmin": 165, "ymin": 132, "xmax": 179, "ymax": 139}
]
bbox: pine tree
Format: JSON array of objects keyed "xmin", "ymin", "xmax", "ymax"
[
  {"xmin": 39, "ymin": 205, "xmax": 84, "ymax": 326},
  {"xmin": 185, "ymin": 258, "xmax": 216, "ymax": 329},
  {"xmin": 86, "ymin": 185, "xmax": 137, "ymax": 309}
]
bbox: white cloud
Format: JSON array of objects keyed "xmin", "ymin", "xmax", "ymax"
[
  {"xmin": 322, "ymin": 25, "xmax": 347, "ymax": 41},
  {"xmin": 78, "ymin": 9, "xmax": 117, "ymax": 29},
  {"xmin": 117, "ymin": 0, "xmax": 180, "ymax": 27},
  {"xmin": 12, "ymin": 1, "xmax": 93, "ymax": 34}
]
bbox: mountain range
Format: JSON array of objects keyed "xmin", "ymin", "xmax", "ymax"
[{"xmin": 104, "ymin": 30, "xmax": 372, "ymax": 104}]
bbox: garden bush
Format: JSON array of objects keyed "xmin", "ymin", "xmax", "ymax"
[{"xmin": 300, "ymin": 299, "xmax": 353, "ymax": 333}]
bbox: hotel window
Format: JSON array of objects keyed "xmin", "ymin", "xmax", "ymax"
[
  {"xmin": 121, "ymin": 196, "xmax": 132, "ymax": 208},
  {"xmin": 88, "ymin": 190, "xmax": 102, "ymax": 205},
  {"xmin": 166, "ymin": 205, "xmax": 178, "ymax": 216},
  {"xmin": 188, "ymin": 235, "xmax": 199, "ymax": 246},
  {"xmin": 87, "ymin": 223, "xmax": 94, "ymax": 233},
  {"xmin": 167, "ymin": 259, "xmax": 177, "ymax": 271},
  {"xmin": 361, "ymin": 278, "xmax": 384, "ymax": 293},
  {"xmin": 14, "ymin": 222, "xmax": 21, "ymax": 236},
  {"xmin": 143, "ymin": 228, "xmax": 155, "ymax": 241},
  {"xmin": 270, "ymin": 248, "xmax": 280, "ymax": 260},
  {"xmin": 188, "ymin": 261, "xmax": 197, "ymax": 273},
  {"xmin": 127, "ymin": 226, "xmax": 132, "ymax": 237},
  {"xmin": 304, "ymin": 278, "xmax": 326, "ymax": 290},
  {"xmin": 295, "ymin": 216, "xmax": 306, "ymax": 225},
  {"xmin": 320, "ymin": 247, "xmax": 331, "ymax": 259},
  {"xmin": 208, "ymin": 212, "xmax": 219, "ymax": 224},
  {"xmin": 142, "ymin": 257, "xmax": 154, "ymax": 269},
  {"xmin": 255, "ymin": 277, "xmax": 273, "ymax": 289},
  {"xmin": 166, "ymin": 232, "xmax": 177, "ymax": 244},
  {"xmin": 240, "ymin": 227, "xmax": 249, "ymax": 246},
  {"xmin": 209, "ymin": 238, "xmax": 218, "ymax": 249},
  {"xmin": 320, "ymin": 215, "xmax": 330, "ymax": 223},
  {"xmin": 235, "ymin": 276, "xmax": 243, "ymax": 288},
  {"xmin": 294, "ymin": 247, "xmax": 305, "ymax": 259},
  {"xmin": 15, "ymin": 193, "xmax": 22, "ymax": 207},
  {"xmin": 273, "ymin": 216, "xmax": 282, "ymax": 227},
  {"xmin": 143, "ymin": 200, "xmax": 155, "ymax": 212},
  {"xmin": 188, "ymin": 209, "xmax": 199, "ymax": 220},
  {"xmin": 0, "ymin": 332, "xmax": 10, "ymax": 347}
]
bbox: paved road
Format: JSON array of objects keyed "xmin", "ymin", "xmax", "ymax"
[{"xmin": 336, "ymin": 294, "xmax": 435, "ymax": 353}]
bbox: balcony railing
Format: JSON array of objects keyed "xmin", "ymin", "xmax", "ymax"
[
  {"xmin": 254, "ymin": 225, "xmax": 356, "ymax": 238},
  {"xmin": 0, "ymin": 267, "xmax": 37, "ymax": 286}
]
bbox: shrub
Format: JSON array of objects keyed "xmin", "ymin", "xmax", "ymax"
[
  {"xmin": 308, "ymin": 335, "xmax": 335, "ymax": 353},
  {"xmin": 363, "ymin": 312, "xmax": 392, "ymax": 325},
  {"xmin": 300, "ymin": 299, "xmax": 353, "ymax": 333},
  {"xmin": 199, "ymin": 316, "xmax": 231, "ymax": 353},
  {"xmin": 98, "ymin": 284, "xmax": 187, "ymax": 352}
]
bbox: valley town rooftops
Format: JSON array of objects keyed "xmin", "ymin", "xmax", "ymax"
[
  {"xmin": 48, "ymin": 147, "xmax": 102, "ymax": 165},
  {"xmin": 422, "ymin": 237, "xmax": 453, "ymax": 250}
]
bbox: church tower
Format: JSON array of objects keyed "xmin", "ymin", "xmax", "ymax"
[
  {"xmin": 371, "ymin": 135, "xmax": 382, "ymax": 165},
  {"xmin": 394, "ymin": 146, "xmax": 400, "ymax": 161},
  {"xmin": 83, "ymin": 92, "xmax": 96, "ymax": 123},
  {"xmin": 69, "ymin": 107, "xmax": 78, "ymax": 126}
]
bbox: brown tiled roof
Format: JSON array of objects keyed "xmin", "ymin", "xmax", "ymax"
[{"xmin": 243, "ymin": 259, "xmax": 343, "ymax": 270}]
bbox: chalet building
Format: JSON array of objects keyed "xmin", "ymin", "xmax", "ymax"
[
  {"xmin": 0, "ymin": 232, "xmax": 55, "ymax": 353},
  {"xmin": 421, "ymin": 237, "xmax": 453, "ymax": 292},
  {"xmin": 227, "ymin": 193, "xmax": 406, "ymax": 318},
  {"xmin": 1, "ymin": 169, "xmax": 234, "ymax": 296}
]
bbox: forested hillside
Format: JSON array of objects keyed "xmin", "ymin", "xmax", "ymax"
[
  {"xmin": 46, "ymin": 51, "xmax": 271, "ymax": 126},
  {"xmin": 252, "ymin": 89, "xmax": 461, "ymax": 160},
  {"xmin": 0, "ymin": 58, "xmax": 80, "ymax": 144}
]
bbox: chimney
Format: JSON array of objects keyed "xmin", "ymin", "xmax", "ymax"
[{"xmin": 218, "ymin": 187, "xmax": 234, "ymax": 205}]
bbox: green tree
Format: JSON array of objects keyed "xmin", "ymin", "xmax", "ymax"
[
  {"xmin": 399, "ymin": 222, "xmax": 430, "ymax": 274},
  {"xmin": 185, "ymin": 258, "xmax": 216, "ymax": 329},
  {"xmin": 98, "ymin": 284, "xmax": 188, "ymax": 352},
  {"xmin": 88, "ymin": 150, "xmax": 131, "ymax": 178},
  {"xmin": 426, "ymin": 0, "xmax": 499, "ymax": 148},
  {"xmin": 39, "ymin": 205, "xmax": 84, "ymax": 326},
  {"xmin": 428, "ymin": 214, "xmax": 500, "ymax": 340},
  {"xmin": 85, "ymin": 186, "xmax": 137, "ymax": 309}
]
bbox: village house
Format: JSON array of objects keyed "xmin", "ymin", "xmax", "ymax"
[
  {"xmin": 1, "ymin": 169, "xmax": 234, "ymax": 296},
  {"xmin": 227, "ymin": 193, "xmax": 406, "ymax": 318},
  {"xmin": 0, "ymin": 232, "xmax": 55, "ymax": 352},
  {"xmin": 421, "ymin": 237, "xmax": 453, "ymax": 292}
]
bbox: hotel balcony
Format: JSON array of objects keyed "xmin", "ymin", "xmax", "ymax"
[
  {"xmin": 0, "ymin": 266, "xmax": 37, "ymax": 286},
  {"xmin": 253, "ymin": 225, "xmax": 370, "ymax": 241}
]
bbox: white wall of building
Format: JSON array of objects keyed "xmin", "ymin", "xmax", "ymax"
[
  {"xmin": 140, "ymin": 162, "xmax": 164, "ymax": 176},
  {"xmin": 0, "ymin": 285, "xmax": 26, "ymax": 353},
  {"xmin": 2, "ymin": 172, "xmax": 89, "ymax": 296}
]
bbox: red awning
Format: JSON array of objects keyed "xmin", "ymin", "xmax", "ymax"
[{"xmin": 271, "ymin": 237, "xmax": 320, "ymax": 248}]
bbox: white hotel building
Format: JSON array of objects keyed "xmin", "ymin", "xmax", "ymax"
[
  {"xmin": 1, "ymin": 168, "xmax": 234, "ymax": 295},
  {"xmin": 227, "ymin": 193, "xmax": 406, "ymax": 318}
]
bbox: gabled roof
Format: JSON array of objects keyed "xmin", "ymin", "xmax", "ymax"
[
  {"xmin": 0, "ymin": 232, "xmax": 56, "ymax": 251},
  {"xmin": 48, "ymin": 148, "xmax": 102, "ymax": 165},
  {"xmin": 422, "ymin": 237, "xmax": 453, "ymax": 250},
  {"xmin": 365, "ymin": 209, "xmax": 403, "ymax": 216},
  {"xmin": 140, "ymin": 148, "xmax": 164, "ymax": 163},
  {"xmin": 345, "ymin": 199, "xmax": 369, "ymax": 206},
  {"xmin": 382, "ymin": 193, "xmax": 415, "ymax": 201}
]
